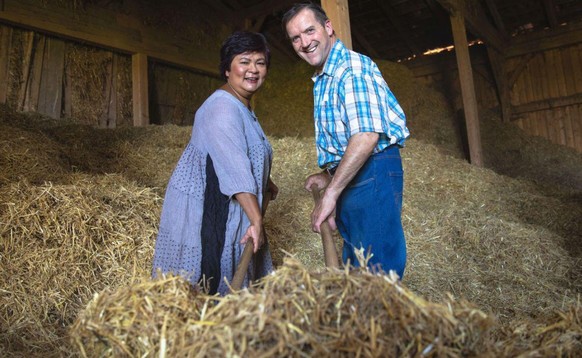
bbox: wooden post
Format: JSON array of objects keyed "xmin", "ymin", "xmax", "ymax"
[
  {"xmin": 450, "ymin": 10, "xmax": 483, "ymax": 167},
  {"xmin": 321, "ymin": 0, "xmax": 352, "ymax": 50},
  {"xmin": 132, "ymin": 52, "xmax": 149, "ymax": 126},
  {"xmin": 0, "ymin": 25, "xmax": 12, "ymax": 104},
  {"xmin": 487, "ymin": 47, "xmax": 512, "ymax": 122}
]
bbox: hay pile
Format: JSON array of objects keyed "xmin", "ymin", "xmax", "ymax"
[
  {"xmin": 0, "ymin": 174, "xmax": 160, "ymax": 356},
  {"xmin": 71, "ymin": 259, "xmax": 495, "ymax": 357},
  {"xmin": 1, "ymin": 52, "xmax": 582, "ymax": 356}
]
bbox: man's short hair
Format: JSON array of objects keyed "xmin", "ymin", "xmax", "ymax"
[{"xmin": 281, "ymin": 2, "xmax": 329, "ymax": 38}]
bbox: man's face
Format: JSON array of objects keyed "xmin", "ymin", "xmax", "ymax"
[{"xmin": 285, "ymin": 8, "xmax": 334, "ymax": 70}]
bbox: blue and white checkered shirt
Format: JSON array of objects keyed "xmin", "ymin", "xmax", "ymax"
[{"xmin": 311, "ymin": 40, "xmax": 410, "ymax": 169}]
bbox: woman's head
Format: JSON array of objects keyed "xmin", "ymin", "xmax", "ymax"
[{"xmin": 219, "ymin": 31, "xmax": 271, "ymax": 82}]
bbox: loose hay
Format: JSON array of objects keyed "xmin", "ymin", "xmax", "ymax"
[
  {"xmin": 71, "ymin": 259, "xmax": 496, "ymax": 357},
  {"xmin": 0, "ymin": 174, "xmax": 160, "ymax": 356},
  {"xmin": 2, "ymin": 45, "xmax": 582, "ymax": 356}
]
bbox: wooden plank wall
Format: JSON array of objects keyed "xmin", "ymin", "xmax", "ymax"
[
  {"xmin": 410, "ymin": 43, "xmax": 582, "ymax": 153},
  {"xmin": 507, "ymin": 43, "xmax": 582, "ymax": 152},
  {"xmin": 0, "ymin": 24, "xmax": 217, "ymax": 126}
]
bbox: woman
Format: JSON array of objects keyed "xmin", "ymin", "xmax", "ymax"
[{"xmin": 152, "ymin": 31, "xmax": 278, "ymax": 295}]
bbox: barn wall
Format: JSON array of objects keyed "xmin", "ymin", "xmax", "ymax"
[
  {"xmin": 408, "ymin": 43, "xmax": 582, "ymax": 153},
  {"xmin": 0, "ymin": 24, "xmax": 225, "ymax": 127}
]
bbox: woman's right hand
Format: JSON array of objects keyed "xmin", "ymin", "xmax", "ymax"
[
  {"xmin": 241, "ymin": 220, "xmax": 264, "ymax": 253},
  {"xmin": 304, "ymin": 171, "xmax": 331, "ymax": 192}
]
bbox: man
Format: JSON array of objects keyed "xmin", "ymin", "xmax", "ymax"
[{"xmin": 282, "ymin": 2, "xmax": 410, "ymax": 278}]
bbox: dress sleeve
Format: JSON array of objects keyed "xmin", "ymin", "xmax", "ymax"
[{"xmin": 198, "ymin": 97, "xmax": 257, "ymax": 198}]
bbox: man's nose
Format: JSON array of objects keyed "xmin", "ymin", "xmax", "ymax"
[{"xmin": 300, "ymin": 35, "xmax": 310, "ymax": 48}]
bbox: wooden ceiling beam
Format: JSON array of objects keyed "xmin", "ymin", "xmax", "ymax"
[
  {"xmin": 543, "ymin": 0, "xmax": 559, "ymax": 28},
  {"xmin": 237, "ymin": 0, "xmax": 298, "ymax": 21},
  {"xmin": 508, "ymin": 20, "xmax": 582, "ymax": 57},
  {"xmin": 375, "ymin": 0, "xmax": 422, "ymax": 57},
  {"xmin": 0, "ymin": 0, "xmax": 220, "ymax": 76},
  {"xmin": 352, "ymin": 28, "xmax": 381, "ymax": 59},
  {"xmin": 483, "ymin": 0, "xmax": 506, "ymax": 34},
  {"xmin": 436, "ymin": 0, "xmax": 508, "ymax": 54}
]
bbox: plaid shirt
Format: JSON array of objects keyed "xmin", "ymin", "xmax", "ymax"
[{"xmin": 311, "ymin": 40, "xmax": 410, "ymax": 169}]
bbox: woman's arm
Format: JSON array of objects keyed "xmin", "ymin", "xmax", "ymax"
[{"xmin": 234, "ymin": 192, "xmax": 264, "ymax": 253}]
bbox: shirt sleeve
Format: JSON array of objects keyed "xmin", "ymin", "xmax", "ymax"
[
  {"xmin": 341, "ymin": 71, "xmax": 387, "ymax": 137},
  {"xmin": 198, "ymin": 98, "xmax": 257, "ymax": 198}
]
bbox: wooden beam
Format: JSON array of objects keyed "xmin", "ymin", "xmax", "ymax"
[
  {"xmin": 132, "ymin": 53, "xmax": 149, "ymax": 127},
  {"xmin": 512, "ymin": 93, "xmax": 582, "ymax": 116},
  {"xmin": 375, "ymin": 0, "xmax": 422, "ymax": 57},
  {"xmin": 487, "ymin": 47, "xmax": 512, "ymax": 122},
  {"xmin": 483, "ymin": 0, "xmax": 506, "ymax": 33},
  {"xmin": 0, "ymin": 25, "xmax": 12, "ymax": 104},
  {"xmin": 450, "ymin": 10, "xmax": 483, "ymax": 167},
  {"xmin": 436, "ymin": 0, "xmax": 507, "ymax": 54},
  {"xmin": 543, "ymin": 0, "xmax": 558, "ymax": 28},
  {"xmin": 508, "ymin": 53, "xmax": 536, "ymax": 88},
  {"xmin": 508, "ymin": 21, "xmax": 582, "ymax": 57},
  {"xmin": 321, "ymin": 0, "xmax": 352, "ymax": 50},
  {"xmin": 0, "ymin": 0, "xmax": 220, "ymax": 76},
  {"xmin": 352, "ymin": 28, "xmax": 381, "ymax": 59},
  {"xmin": 238, "ymin": 0, "xmax": 298, "ymax": 20}
]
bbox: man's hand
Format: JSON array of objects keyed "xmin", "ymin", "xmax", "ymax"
[{"xmin": 307, "ymin": 132, "xmax": 379, "ymax": 233}]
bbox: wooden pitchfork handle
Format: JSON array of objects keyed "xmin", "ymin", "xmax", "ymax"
[
  {"xmin": 310, "ymin": 184, "xmax": 340, "ymax": 268},
  {"xmin": 230, "ymin": 190, "xmax": 272, "ymax": 291}
]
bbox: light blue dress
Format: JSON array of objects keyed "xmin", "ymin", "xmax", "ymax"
[{"xmin": 152, "ymin": 90, "xmax": 273, "ymax": 295}]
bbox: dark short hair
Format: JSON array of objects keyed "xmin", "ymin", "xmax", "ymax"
[
  {"xmin": 281, "ymin": 2, "xmax": 329, "ymax": 38},
  {"xmin": 219, "ymin": 31, "xmax": 271, "ymax": 81}
]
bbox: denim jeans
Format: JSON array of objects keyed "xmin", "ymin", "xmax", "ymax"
[{"xmin": 336, "ymin": 145, "xmax": 406, "ymax": 278}]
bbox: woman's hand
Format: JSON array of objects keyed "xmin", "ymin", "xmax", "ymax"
[
  {"xmin": 241, "ymin": 220, "xmax": 264, "ymax": 253},
  {"xmin": 304, "ymin": 171, "xmax": 331, "ymax": 192}
]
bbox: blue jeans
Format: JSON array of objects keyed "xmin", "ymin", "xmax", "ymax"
[{"xmin": 336, "ymin": 145, "xmax": 406, "ymax": 278}]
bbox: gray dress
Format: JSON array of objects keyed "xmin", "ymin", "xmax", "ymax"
[{"xmin": 152, "ymin": 90, "xmax": 273, "ymax": 295}]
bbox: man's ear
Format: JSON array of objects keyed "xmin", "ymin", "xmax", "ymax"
[{"xmin": 325, "ymin": 20, "xmax": 334, "ymax": 37}]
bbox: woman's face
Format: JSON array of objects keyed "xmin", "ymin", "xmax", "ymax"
[{"xmin": 225, "ymin": 51, "xmax": 268, "ymax": 98}]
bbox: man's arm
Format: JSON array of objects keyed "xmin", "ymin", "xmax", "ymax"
[{"xmin": 309, "ymin": 131, "xmax": 379, "ymax": 232}]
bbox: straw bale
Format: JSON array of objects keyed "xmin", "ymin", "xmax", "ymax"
[
  {"xmin": 0, "ymin": 174, "xmax": 160, "ymax": 356},
  {"xmin": 71, "ymin": 258, "xmax": 496, "ymax": 357}
]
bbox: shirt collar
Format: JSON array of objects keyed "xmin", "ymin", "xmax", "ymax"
[{"xmin": 311, "ymin": 39, "xmax": 345, "ymax": 81}]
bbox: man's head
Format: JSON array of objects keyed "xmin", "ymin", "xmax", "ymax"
[{"xmin": 283, "ymin": 2, "xmax": 335, "ymax": 70}]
